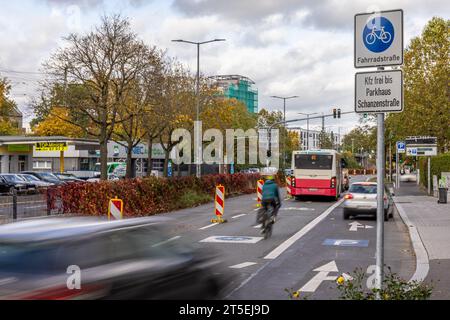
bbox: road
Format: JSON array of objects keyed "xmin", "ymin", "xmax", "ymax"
[{"xmin": 154, "ymin": 175, "xmax": 415, "ymax": 300}]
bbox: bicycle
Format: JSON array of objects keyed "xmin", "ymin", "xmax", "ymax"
[
  {"xmin": 257, "ymin": 204, "xmax": 275, "ymax": 240},
  {"xmin": 365, "ymin": 26, "xmax": 392, "ymax": 45}
]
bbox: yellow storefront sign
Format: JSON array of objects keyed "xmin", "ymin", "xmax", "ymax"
[{"xmin": 36, "ymin": 142, "xmax": 68, "ymax": 152}]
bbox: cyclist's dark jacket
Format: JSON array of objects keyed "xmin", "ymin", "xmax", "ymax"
[{"xmin": 262, "ymin": 180, "xmax": 280, "ymax": 201}]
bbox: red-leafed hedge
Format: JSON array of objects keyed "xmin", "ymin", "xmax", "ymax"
[{"xmin": 47, "ymin": 173, "xmax": 284, "ymax": 217}]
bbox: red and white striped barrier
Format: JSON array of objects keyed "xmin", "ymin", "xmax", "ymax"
[
  {"xmin": 212, "ymin": 185, "xmax": 227, "ymax": 223},
  {"xmin": 256, "ymin": 179, "xmax": 265, "ymax": 208},
  {"xmin": 108, "ymin": 197, "xmax": 123, "ymax": 220},
  {"xmin": 286, "ymin": 176, "xmax": 293, "ymax": 199}
]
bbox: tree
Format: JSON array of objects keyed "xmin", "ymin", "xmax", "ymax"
[
  {"xmin": 0, "ymin": 78, "xmax": 22, "ymax": 135},
  {"xmin": 386, "ymin": 17, "xmax": 450, "ymax": 152},
  {"xmin": 32, "ymin": 107, "xmax": 86, "ymax": 137},
  {"xmin": 39, "ymin": 15, "xmax": 153, "ymax": 180},
  {"xmin": 319, "ymin": 130, "xmax": 333, "ymax": 149}
]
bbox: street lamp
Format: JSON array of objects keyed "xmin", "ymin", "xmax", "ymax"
[
  {"xmin": 298, "ymin": 112, "xmax": 318, "ymax": 150},
  {"xmin": 271, "ymin": 96, "xmax": 299, "ymax": 169},
  {"xmin": 172, "ymin": 38, "xmax": 226, "ymax": 178}
]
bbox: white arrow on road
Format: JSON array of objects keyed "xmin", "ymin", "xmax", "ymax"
[
  {"xmin": 349, "ymin": 221, "xmax": 374, "ymax": 231},
  {"xmin": 299, "ymin": 261, "xmax": 339, "ymax": 293}
]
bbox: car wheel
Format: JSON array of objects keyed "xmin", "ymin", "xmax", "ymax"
[{"xmin": 343, "ymin": 210, "xmax": 351, "ymax": 220}]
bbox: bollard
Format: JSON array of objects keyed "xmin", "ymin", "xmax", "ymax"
[
  {"xmin": 108, "ymin": 197, "xmax": 124, "ymax": 221},
  {"xmin": 12, "ymin": 188, "xmax": 17, "ymax": 221},
  {"xmin": 46, "ymin": 188, "xmax": 52, "ymax": 216},
  {"xmin": 256, "ymin": 179, "xmax": 265, "ymax": 208},
  {"xmin": 211, "ymin": 185, "xmax": 227, "ymax": 223}
]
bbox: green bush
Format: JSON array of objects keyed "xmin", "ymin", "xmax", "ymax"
[
  {"xmin": 419, "ymin": 152, "xmax": 450, "ymax": 189},
  {"xmin": 177, "ymin": 190, "xmax": 212, "ymax": 209}
]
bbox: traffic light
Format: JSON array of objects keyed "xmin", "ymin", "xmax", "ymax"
[
  {"xmin": 333, "ymin": 108, "xmax": 337, "ymax": 119},
  {"xmin": 338, "ymin": 109, "xmax": 341, "ymax": 119}
]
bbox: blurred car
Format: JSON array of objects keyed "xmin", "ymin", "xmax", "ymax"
[
  {"xmin": 21, "ymin": 172, "xmax": 66, "ymax": 186},
  {"xmin": 284, "ymin": 169, "xmax": 294, "ymax": 176},
  {"xmin": 87, "ymin": 174, "xmax": 120, "ymax": 183},
  {"xmin": 343, "ymin": 182, "xmax": 393, "ymax": 221},
  {"xmin": 400, "ymin": 173, "xmax": 417, "ymax": 182},
  {"xmin": 0, "ymin": 217, "xmax": 233, "ymax": 300},
  {"xmin": 53, "ymin": 173, "xmax": 85, "ymax": 183},
  {"xmin": 0, "ymin": 174, "xmax": 29, "ymax": 194},
  {"xmin": 17, "ymin": 174, "xmax": 54, "ymax": 188}
]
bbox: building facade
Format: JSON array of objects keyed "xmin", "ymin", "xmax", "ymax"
[
  {"xmin": 296, "ymin": 128, "xmax": 342, "ymax": 151},
  {"xmin": 209, "ymin": 75, "xmax": 258, "ymax": 114}
]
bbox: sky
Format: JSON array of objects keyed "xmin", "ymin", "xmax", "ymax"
[{"xmin": 0, "ymin": 0, "xmax": 448, "ymax": 135}]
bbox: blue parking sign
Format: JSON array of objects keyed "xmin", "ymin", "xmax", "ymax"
[{"xmin": 397, "ymin": 141, "xmax": 405, "ymax": 153}]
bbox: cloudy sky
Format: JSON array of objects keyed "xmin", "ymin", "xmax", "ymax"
[{"xmin": 0, "ymin": 0, "xmax": 448, "ymax": 134}]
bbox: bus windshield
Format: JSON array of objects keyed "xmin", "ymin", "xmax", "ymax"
[{"xmin": 295, "ymin": 154, "xmax": 333, "ymax": 170}]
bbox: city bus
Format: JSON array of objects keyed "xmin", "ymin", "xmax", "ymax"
[{"xmin": 290, "ymin": 150, "xmax": 346, "ymax": 200}]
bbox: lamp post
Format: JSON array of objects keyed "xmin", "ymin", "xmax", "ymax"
[
  {"xmin": 172, "ymin": 38, "xmax": 226, "ymax": 178},
  {"xmin": 271, "ymin": 96, "xmax": 299, "ymax": 169},
  {"xmin": 298, "ymin": 112, "xmax": 318, "ymax": 150}
]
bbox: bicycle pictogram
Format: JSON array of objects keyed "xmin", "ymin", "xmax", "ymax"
[
  {"xmin": 362, "ymin": 16, "xmax": 395, "ymax": 53},
  {"xmin": 365, "ymin": 26, "xmax": 392, "ymax": 45}
]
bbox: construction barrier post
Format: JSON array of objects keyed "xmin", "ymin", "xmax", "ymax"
[
  {"xmin": 211, "ymin": 185, "xmax": 227, "ymax": 223},
  {"xmin": 108, "ymin": 197, "xmax": 124, "ymax": 221},
  {"xmin": 256, "ymin": 179, "xmax": 265, "ymax": 208},
  {"xmin": 286, "ymin": 176, "xmax": 293, "ymax": 200}
]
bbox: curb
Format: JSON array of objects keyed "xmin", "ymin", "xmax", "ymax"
[{"xmin": 394, "ymin": 199, "xmax": 430, "ymax": 283}]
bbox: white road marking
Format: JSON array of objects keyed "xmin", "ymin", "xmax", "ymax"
[
  {"xmin": 199, "ymin": 223, "xmax": 219, "ymax": 230},
  {"xmin": 365, "ymin": 225, "xmax": 374, "ymax": 229},
  {"xmin": 152, "ymin": 236, "xmax": 181, "ymax": 248},
  {"xmin": 349, "ymin": 221, "xmax": 364, "ymax": 231},
  {"xmin": 232, "ymin": 214, "xmax": 247, "ymax": 219},
  {"xmin": 281, "ymin": 207, "xmax": 315, "ymax": 211},
  {"xmin": 200, "ymin": 236, "xmax": 263, "ymax": 244},
  {"xmin": 254, "ymin": 224, "xmax": 262, "ymax": 228},
  {"xmin": 299, "ymin": 261, "xmax": 339, "ymax": 293},
  {"xmin": 264, "ymin": 199, "xmax": 344, "ymax": 260},
  {"xmin": 229, "ymin": 262, "xmax": 257, "ymax": 269}
]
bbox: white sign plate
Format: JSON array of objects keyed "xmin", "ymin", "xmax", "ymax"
[
  {"xmin": 407, "ymin": 146, "xmax": 437, "ymax": 156},
  {"xmin": 355, "ymin": 10, "xmax": 403, "ymax": 68},
  {"xmin": 355, "ymin": 70, "xmax": 403, "ymax": 113}
]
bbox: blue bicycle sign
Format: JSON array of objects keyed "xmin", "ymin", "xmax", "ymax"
[{"xmin": 363, "ymin": 16, "xmax": 395, "ymax": 53}]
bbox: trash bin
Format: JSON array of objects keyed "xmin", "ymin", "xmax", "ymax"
[{"xmin": 438, "ymin": 188, "xmax": 448, "ymax": 204}]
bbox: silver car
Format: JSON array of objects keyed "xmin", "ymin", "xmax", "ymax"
[{"xmin": 343, "ymin": 182, "xmax": 393, "ymax": 221}]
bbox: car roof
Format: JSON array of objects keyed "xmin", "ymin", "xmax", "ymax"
[
  {"xmin": 0, "ymin": 216, "xmax": 173, "ymax": 244},
  {"xmin": 351, "ymin": 182, "xmax": 377, "ymax": 186}
]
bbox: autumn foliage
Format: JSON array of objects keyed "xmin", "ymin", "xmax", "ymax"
[{"xmin": 47, "ymin": 173, "xmax": 284, "ymax": 217}]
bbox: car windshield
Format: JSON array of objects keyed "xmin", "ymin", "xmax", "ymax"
[
  {"xmin": 349, "ymin": 184, "xmax": 377, "ymax": 194},
  {"xmin": 0, "ymin": 244, "xmax": 61, "ymax": 273},
  {"xmin": 23, "ymin": 175, "xmax": 40, "ymax": 182},
  {"xmin": 39, "ymin": 173, "xmax": 58, "ymax": 180},
  {"xmin": 2, "ymin": 175, "xmax": 19, "ymax": 183}
]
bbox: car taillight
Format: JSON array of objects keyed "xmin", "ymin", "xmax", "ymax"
[
  {"xmin": 292, "ymin": 178, "xmax": 296, "ymax": 187},
  {"xmin": 331, "ymin": 177, "xmax": 336, "ymax": 188},
  {"xmin": 344, "ymin": 194, "xmax": 354, "ymax": 200}
]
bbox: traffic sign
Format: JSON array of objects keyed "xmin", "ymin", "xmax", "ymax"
[
  {"xmin": 397, "ymin": 141, "xmax": 406, "ymax": 154},
  {"xmin": 407, "ymin": 147, "xmax": 418, "ymax": 156},
  {"xmin": 355, "ymin": 9, "xmax": 403, "ymax": 68},
  {"xmin": 108, "ymin": 198, "xmax": 123, "ymax": 220},
  {"xmin": 36, "ymin": 142, "xmax": 68, "ymax": 152},
  {"xmin": 407, "ymin": 146, "xmax": 437, "ymax": 156},
  {"xmin": 355, "ymin": 69, "xmax": 403, "ymax": 113}
]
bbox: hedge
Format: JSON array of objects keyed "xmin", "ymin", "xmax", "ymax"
[
  {"xmin": 419, "ymin": 153, "xmax": 450, "ymax": 189},
  {"xmin": 47, "ymin": 172, "xmax": 286, "ymax": 217}
]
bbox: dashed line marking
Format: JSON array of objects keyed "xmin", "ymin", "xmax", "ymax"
[
  {"xmin": 152, "ymin": 236, "xmax": 181, "ymax": 247},
  {"xmin": 229, "ymin": 262, "xmax": 258, "ymax": 269},
  {"xmin": 232, "ymin": 214, "xmax": 247, "ymax": 219},
  {"xmin": 199, "ymin": 223, "xmax": 219, "ymax": 230}
]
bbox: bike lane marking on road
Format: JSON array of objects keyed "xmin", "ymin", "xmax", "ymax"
[
  {"xmin": 232, "ymin": 214, "xmax": 247, "ymax": 219},
  {"xmin": 199, "ymin": 223, "xmax": 219, "ymax": 230},
  {"xmin": 229, "ymin": 262, "xmax": 258, "ymax": 269},
  {"xmin": 200, "ymin": 236, "xmax": 263, "ymax": 244},
  {"xmin": 264, "ymin": 199, "xmax": 345, "ymax": 260}
]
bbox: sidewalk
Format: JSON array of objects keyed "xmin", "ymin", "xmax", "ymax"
[{"xmin": 394, "ymin": 182, "xmax": 450, "ymax": 299}]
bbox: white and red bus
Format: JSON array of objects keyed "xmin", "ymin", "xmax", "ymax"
[{"xmin": 290, "ymin": 150, "xmax": 346, "ymax": 200}]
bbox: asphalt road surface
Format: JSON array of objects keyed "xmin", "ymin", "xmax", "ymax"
[{"xmin": 154, "ymin": 175, "xmax": 415, "ymax": 300}]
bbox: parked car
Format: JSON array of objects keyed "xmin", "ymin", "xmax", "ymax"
[
  {"xmin": 343, "ymin": 182, "xmax": 394, "ymax": 221},
  {"xmin": 21, "ymin": 172, "xmax": 66, "ymax": 186},
  {"xmin": 87, "ymin": 174, "xmax": 120, "ymax": 183},
  {"xmin": 53, "ymin": 173, "xmax": 85, "ymax": 183},
  {"xmin": 0, "ymin": 217, "xmax": 234, "ymax": 300},
  {"xmin": 0, "ymin": 177, "xmax": 17, "ymax": 195},
  {"xmin": 0, "ymin": 174, "xmax": 29, "ymax": 194},
  {"xmin": 17, "ymin": 174, "xmax": 54, "ymax": 188}
]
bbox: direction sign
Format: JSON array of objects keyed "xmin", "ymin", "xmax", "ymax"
[
  {"xmin": 407, "ymin": 146, "xmax": 437, "ymax": 156},
  {"xmin": 355, "ymin": 70, "xmax": 403, "ymax": 113},
  {"xmin": 407, "ymin": 147, "xmax": 418, "ymax": 156},
  {"xmin": 397, "ymin": 141, "xmax": 406, "ymax": 154},
  {"xmin": 355, "ymin": 10, "xmax": 403, "ymax": 68},
  {"xmin": 36, "ymin": 142, "xmax": 68, "ymax": 152}
]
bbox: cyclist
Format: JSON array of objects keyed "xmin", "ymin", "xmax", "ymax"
[{"xmin": 261, "ymin": 174, "xmax": 282, "ymax": 224}]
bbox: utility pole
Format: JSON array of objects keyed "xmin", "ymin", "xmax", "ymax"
[{"xmin": 299, "ymin": 112, "xmax": 318, "ymax": 151}]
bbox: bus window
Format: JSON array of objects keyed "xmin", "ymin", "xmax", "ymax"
[{"xmin": 295, "ymin": 154, "xmax": 333, "ymax": 170}]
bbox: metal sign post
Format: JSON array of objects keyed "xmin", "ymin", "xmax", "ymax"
[{"xmin": 354, "ymin": 9, "xmax": 404, "ymax": 298}]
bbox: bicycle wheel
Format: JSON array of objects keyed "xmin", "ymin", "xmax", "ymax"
[
  {"xmin": 381, "ymin": 32, "xmax": 392, "ymax": 44},
  {"xmin": 366, "ymin": 33, "xmax": 376, "ymax": 45}
]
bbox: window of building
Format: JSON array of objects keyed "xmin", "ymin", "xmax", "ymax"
[{"xmin": 33, "ymin": 161, "xmax": 52, "ymax": 170}]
